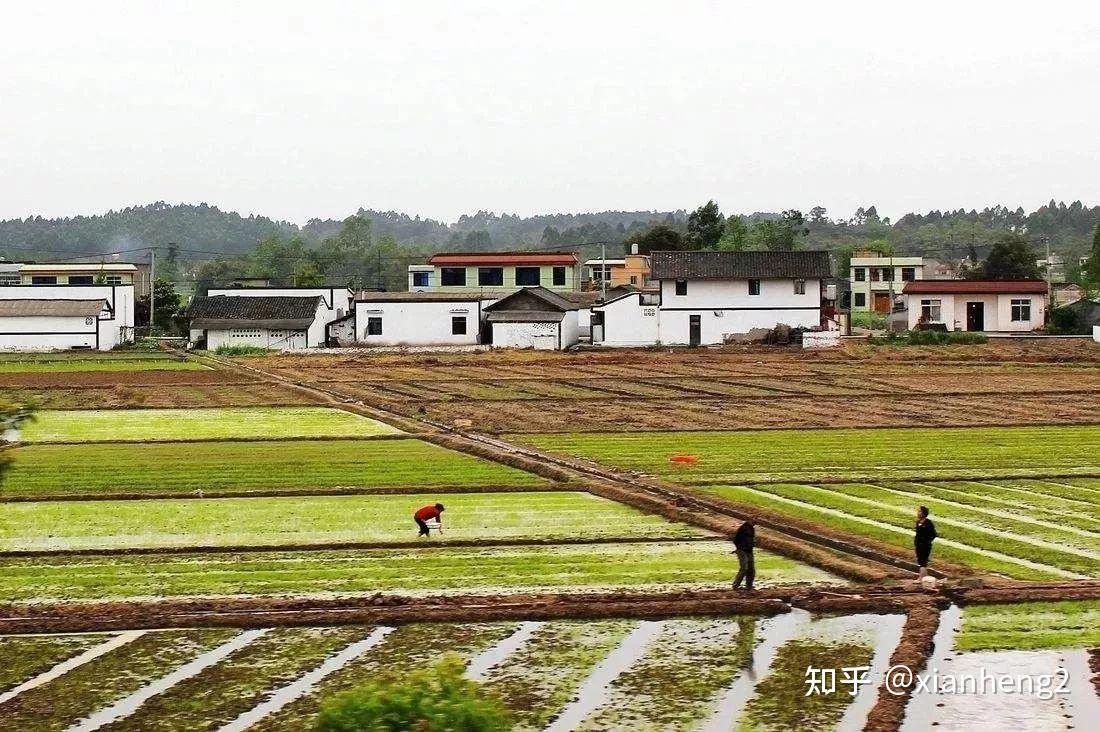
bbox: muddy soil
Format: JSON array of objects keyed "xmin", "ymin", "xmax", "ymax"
[
  {"xmin": 863, "ymin": 602, "xmax": 943, "ymax": 732},
  {"xmin": 946, "ymin": 580, "xmax": 1100, "ymax": 605},
  {"xmin": 1090, "ymin": 648, "xmax": 1099, "ymax": 696},
  {"xmin": 0, "ymin": 369, "xmax": 248, "ymax": 387}
]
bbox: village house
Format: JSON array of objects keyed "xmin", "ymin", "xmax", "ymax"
[
  {"xmin": 901, "ymin": 280, "xmax": 1048, "ymax": 332},
  {"xmin": 482, "ymin": 287, "xmax": 585, "ymax": 349},
  {"xmin": 0, "ymin": 284, "xmax": 135, "ymax": 351},
  {"xmin": 407, "ymin": 251, "xmax": 580, "ymax": 293},
  {"xmin": 350, "ymin": 292, "xmax": 486, "ymax": 346},
  {"xmin": 187, "ymin": 287, "xmax": 352, "ymax": 349},
  {"xmin": 592, "ymin": 250, "xmax": 831, "ymax": 347},
  {"xmin": 849, "ymin": 251, "xmax": 924, "ymax": 313},
  {"xmin": 0, "ymin": 261, "xmax": 151, "ymax": 297},
  {"xmin": 582, "ymin": 252, "xmax": 652, "ymax": 290}
]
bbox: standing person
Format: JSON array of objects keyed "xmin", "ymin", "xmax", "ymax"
[
  {"xmin": 914, "ymin": 505, "xmax": 937, "ymax": 579},
  {"xmin": 414, "ymin": 502, "xmax": 445, "ymax": 538},
  {"xmin": 731, "ymin": 519, "xmax": 756, "ymax": 591}
]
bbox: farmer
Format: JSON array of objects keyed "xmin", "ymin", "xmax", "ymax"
[
  {"xmin": 414, "ymin": 502, "xmax": 445, "ymax": 538},
  {"xmin": 914, "ymin": 505, "xmax": 937, "ymax": 579},
  {"xmin": 731, "ymin": 519, "xmax": 756, "ymax": 591}
]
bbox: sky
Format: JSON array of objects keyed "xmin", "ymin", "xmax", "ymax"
[{"xmin": 1, "ymin": 0, "xmax": 1098, "ymax": 224}]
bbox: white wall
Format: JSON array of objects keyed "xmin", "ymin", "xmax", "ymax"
[
  {"xmin": 905, "ymin": 293, "xmax": 1045, "ymax": 331},
  {"xmin": 657, "ymin": 278, "xmax": 820, "ymax": 345},
  {"xmin": 206, "ymin": 328, "xmax": 308, "ymax": 350},
  {"xmin": 0, "ymin": 285, "xmax": 134, "ymax": 350},
  {"xmin": 0, "ymin": 315, "xmax": 97, "ymax": 350},
  {"xmin": 595, "ymin": 294, "xmax": 660, "ymax": 346},
  {"xmin": 559, "ymin": 311, "xmax": 580, "ymax": 348},
  {"xmin": 355, "ymin": 300, "xmax": 481, "ymax": 346},
  {"xmin": 660, "ymin": 278, "xmax": 820, "ymax": 310},
  {"xmin": 492, "ymin": 321, "xmax": 560, "ymax": 349}
]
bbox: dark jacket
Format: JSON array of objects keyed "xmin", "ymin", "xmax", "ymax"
[
  {"xmin": 733, "ymin": 522, "xmax": 755, "ymax": 552},
  {"xmin": 914, "ymin": 518, "xmax": 937, "ymax": 548}
]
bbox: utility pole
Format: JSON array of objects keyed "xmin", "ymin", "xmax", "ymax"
[
  {"xmin": 600, "ymin": 242, "xmax": 607, "ymax": 302},
  {"xmin": 1042, "ymin": 236, "xmax": 1052, "ymax": 317},
  {"xmin": 148, "ymin": 247, "xmax": 155, "ymax": 331}
]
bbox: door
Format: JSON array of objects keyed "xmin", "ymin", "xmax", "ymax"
[
  {"xmin": 873, "ymin": 292, "xmax": 891, "ymax": 314},
  {"xmin": 689, "ymin": 315, "xmax": 701, "ymax": 347},
  {"xmin": 966, "ymin": 302, "xmax": 984, "ymax": 332}
]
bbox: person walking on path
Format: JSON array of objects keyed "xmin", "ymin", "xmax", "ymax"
[
  {"xmin": 731, "ymin": 520, "xmax": 756, "ymax": 591},
  {"xmin": 414, "ymin": 502, "xmax": 445, "ymax": 538},
  {"xmin": 914, "ymin": 505, "xmax": 937, "ymax": 579}
]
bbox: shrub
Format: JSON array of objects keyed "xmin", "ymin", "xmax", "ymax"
[
  {"xmin": 850, "ymin": 311, "xmax": 888, "ymax": 330},
  {"xmin": 212, "ymin": 345, "xmax": 272, "ymax": 356},
  {"xmin": 1047, "ymin": 307, "xmax": 1081, "ymax": 334},
  {"xmin": 905, "ymin": 330, "xmax": 988, "ymax": 346},
  {"xmin": 315, "ymin": 656, "xmax": 512, "ymax": 732}
]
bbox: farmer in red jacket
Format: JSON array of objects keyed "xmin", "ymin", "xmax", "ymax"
[{"xmin": 414, "ymin": 503, "xmax": 445, "ymax": 537}]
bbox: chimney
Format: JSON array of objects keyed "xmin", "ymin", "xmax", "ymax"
[{"xmin": 630, "ymin": 242, "xmax": 639, "ymax": 255}]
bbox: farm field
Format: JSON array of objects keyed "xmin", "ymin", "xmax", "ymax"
[
  {"xmin": 0, "ymin": 358, "xmax": 205, "ymax": 373},
  {"xmin": 0, "ymin": 491, "xmax": 706, "ymax": 551},
  {"xmin": 955, "ymin": 600, "xmax": 1100, "ymax": 652},
  {"xmin": 18, "ymin": 406, "xmax": 402, "ymax": 443},
  {"xmin": 0, "ymin": 383, "xmax": 322, "ymax": 409},
  {"xmin": 0, "ymin": 541, "xmax": 832, "ymax": 601},
  {"xmin": 513, "ymin": 425, "xmax": 1100, "ymax": 483},
  {"xmin": 0, "ymin": 613, "xmax": 914, "ymax": 731},
  {"xmin": 1, "ymin": 438, "xmax": 544, "ymax": 498}
]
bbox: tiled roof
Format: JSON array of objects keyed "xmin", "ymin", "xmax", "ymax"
[
  {"xmin": 486, "ymin": 311, "xmax": 566, "ymax": 323},
  {"xmin": 0, "ymin": 299, "xmax": 106, "ymax": 317},
  {"xmin": 902, "ymin": 280, "xmax": 1048, "ymax": 295},
  {"xmin": 187, "ymin": 295, "xmax": 322, "ymax": 329},
  {"xmin": 650, "ymin": 250, "xmax": 831, "ymax": 280},
  {"xmin": 356, "ymin": 292, "xmax": 487, "ymax": 302},
  {"xmin": 483, "ymin": 286, "xmax": 578, "ymax": 313},
  {"xmin": 427, "ymin": 251, "xmax": 579, "ymax": 266}
]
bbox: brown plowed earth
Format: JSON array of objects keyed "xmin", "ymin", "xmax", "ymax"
[
  {"xmin": 1089, "ymin": 648, "xmax": 1100, "ymax": 696},
  {"xmin": 0, "ymin": 369, "xmax": 246, "ymax": 387},
  {"xmin": 863, "ymin": 602, "xmax": 943, "ymax": 732},
  {"xmin": 945, "ymin": 580, "xmax": 1100, "ymax": 605}
]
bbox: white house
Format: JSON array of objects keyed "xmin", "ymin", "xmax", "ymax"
[
  {"xmin": 483, "ymin": 287, "xmax": 583, "ymax": 350},
  {"xmin": 902, "ymin": 280, "xmax": 1048, "ymax": 332},
  {"xmin": 849, "ymin": 252, "xmax": 923, "ymax": 312},
  {"xmin": 0, "ymin": 261, "xmax": 152, "ymax": 297},
  {"xmin": 592, "ymin": 250, "xmax": 830, "ymax": 347},
  {"xmin": 187, "ymin": 294, "xmax": 337, "ymax": 349},
  {"xmin": 353, "ymin": 293, "xmax": 485, "ymax": 346},
  {"xmin": 207, "ymin": 287, "xmax": 352, "ymax": 325},
  {"xmin": 0, "ymin": 285, "xmax": 135, "ymax": 351}
]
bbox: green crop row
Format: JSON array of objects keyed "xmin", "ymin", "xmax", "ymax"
[
  {"xmin": 0, "ymin": 541, "xmax": 834, "ymax": 601},
  {"xmin": 1, "ymin": 491, "xmax": 706, "ymax": 552},
  {"xmin": 0, "ymin": 634, "xmax": 105, "ymax": 694},
  {"xmin": 956, "ymin": 600, "xmax": 1100, "ymax": 652},
  {"xmin": 19, "ymin": 407, "xmax": 402, "ymax": 443},
  {"xmin": 513, "ymin": 426, "xmax": 1100, "ymax": 483},
  {"xmin": 890, "ymin": 481, "xmax": 1100, "ymax": 533},
  {"xmin": 1, "ymin": 438, "xmax": 543, "ymax": 498}
]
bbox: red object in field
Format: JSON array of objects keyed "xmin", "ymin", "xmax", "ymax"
[{"xmin": 668, "ymin": 454, "xmax": 699, "ymax": 465}]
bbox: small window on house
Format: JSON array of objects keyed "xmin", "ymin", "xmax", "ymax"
[
  {"xmin": 451, "ymin": 316, "xmax": 467, "ymax": 335},
  {"xmin": 1010, "ymin": 298, "xmax": 1031, "ymax": 322},
  {"xmin": 478, "ymin": 267, "xmax": 503, "ymax": 286},
  {"xmin": 31, "ymin": 276, "xmax": 57, "ymax": 285},
  {"xmin": 105, "ymin": 275, "xmax": 123, "ymax": 285},
  {"xmin": 630, "ymin": 275, "xmax": 638, "ymax": 285},
  {"xmin": 881, "ymin": 268, "xmax": 894, "ymax": 282},
  {"xmin": 901, "ymin": 267, "xmax": 916, "ymax": 282},
  {"xmin": 853, "ymin": 267, "xmax": 866, "ymax": 282},
  {"xmin": 793, "ymin": 279, "xmax": 806, "ymax": 295},
  {"xmin": 366, "ymin": 317, "xmax": 383, "ymax": 336},
  {"xmin": 552, "ymin": 267, "xmax": 566, "ymax": 286},
  {"xmin": 67, "ymin": 275, "xmax": 94, "ymax": 285},
  {"xmin": 441, "ymin": 267, "xmax": 466, "ymax": 286},
  {"xmin": 412, "ymin": 271, "xmax": 430, "ymax": 287},
  {"xmin": 920, "ymin": 299, "xmax": 942, "ymax": 322},
  {"xmin": 515, "ymin": 267, "xmax": 541, "ymax": 286},
  {"xmin": 854, "ymin": 292, "xmax": 866, "ymax": 307},
  {"xmin": 748, "ymin": 279, "xmax": 761, "ymax": 296},
  {"xmin": 675, "ymin": 280, "xmax": 687, "ymax": 296}
]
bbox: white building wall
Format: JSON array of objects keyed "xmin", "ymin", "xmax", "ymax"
[
  {"xmin": 492, "ymin": 321, "xmax": 560, "ymax": 349},
  {"xmin": 206, "ymin": 328, "xmax": 308, "ymax": 350},
  {"xmin": 0, "ymin": 315, "xmax": 97, "ymax": 350},
  {"xmin": 0, "ymin": 285, "xmax": 134, "ymax": 351},
  {"xmin": 906, "ymin": 293, "xmax": 1046, "ymax": 332},
  {"xmin": 660, "ymin": 278, "xmax": 820, "ymax": 309},
  {"xmin": 559, "ymin": 311, "xmax": 580, "ymax": 348},
  {"xmin": 354, "ymin": 301, "xmax": 481, "ymax": 346},
  {"xmin": 657, "ymin": 278, "xmax": 820, "ymax": 345},
  {"xmin": 595, "ymin": 294, "xmax": 660, "ymax": 346}
]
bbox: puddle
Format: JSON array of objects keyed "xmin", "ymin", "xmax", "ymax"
[
  {"xmin": 217, "ymin": 626, "xmax": 393, "ymax": 732},
  {"xmin": 0, "ymin": 630, "xmax": 146, "ymax": 705},
  {"xmin": 544, "ymin": 620, "xmax": 665, "ymax": 732},
  {"xmin": 1062, "ymin": 647, "xmax": 1100, "ymax": 722},
  {"xmin": 836, "ymin": 614, "xmax": 906, "ymax": 731},
  {"xmin": 69, "ymin": 628, "xmax": 268, "ymax": 730},
  {"xmin": 465, "ymin": 622, "xmax": 542, "ymax": 682},
  {"xmin": 900, "ymin": 603, "xmax": 960, "ymax": 732}
]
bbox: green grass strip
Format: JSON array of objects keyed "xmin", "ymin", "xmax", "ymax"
[
  {"xmin": 0, "ymin": 542, "xmax": 835, "ymax": 601},
  {"xmin": 513, "ymin": 426, "xmax": 1100, "ymax": 482},
  {"xmin": 893, "ymin": 481, "xmax": 1100, "ymax": 533},
  {"xmin": 0, "ymin": 492, "xmax": 706, "ymax": 552},
  {"xmin": 19, "ymin": 407, "xmax": 402, "ymax": 443},
  {"xmin": 0, "ymin": 439, "xmax": 543, "ymax": 498},
  {"xmin": 956, "ymin": 600, "xmax": 1100, "ymax": 652},
  {"xmin": 0, "ymin": 635, "xmax": 105, "ymax": 694}
]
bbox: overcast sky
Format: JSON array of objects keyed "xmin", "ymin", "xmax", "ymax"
[{"xmin": 1, "ymin": 1, "xmax": 1098, "ymax": 224}]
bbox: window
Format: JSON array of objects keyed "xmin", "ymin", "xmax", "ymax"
[
  {"xmin": 105, "ymin": 275, "xmax": 123, "ymax": 285},
  {"xmin": 630, "ymin": 275, "xmax": 638, "ymax": 285},
  {"xmin": 881, "ymin": 267, "xmax": 894, "ymax": 282},
  {"xmin": 412, "ymin": 271, "xmax": 430, "ymax": 287},
  {"xmin": 901, "ymin": 267, "xmax": 916, "ymax": 282},
  {"xmin": 451, "ymin": 316, "xmax": 467, "ymax": 335},
  {"xmin": 441, "ymin": 267, "xmax": 466, "ymax": 286},
  {"xmin": 854, "ymin": 293, "xmax": 866, "ymax": 308},
  {"xmin": 793, "ymin": 279, "xmax": 806, "ymax": 295},
  {"xmin": 366, "ymin": 317, "xmax": 382, "ymax": 336},
  {"xmin": 675, "ymin": 280, "xmax": 687, "ymax": 296},
  {"xmin": 853, "ymin": 267, "xmax": 866, "ymax": 282},
  {"xmin": 1010, "ymin": 298, "xmax": 1031, "ymax": 322},
  {"xmin": 515, "ymin": 267, "xmax": 540, "ymax": 286},
  {"xmin": 478, "ymin": 267, "xmax": 503, "ymax": 286},
  {"xmin": 920, "ymin": 299, "xmax": 942, "ymax": 322},
  {"xmin": 31, "ymin": 276, "xmax": 57, "ymax": 285},
  {"xmin": 67, "ymin": 275, "xmax": 94, "ymax": 285},
  {"xmin": 552, "ymin": 267, "xmax": 566, "ymax": 286},
  {"xmin": 748, "ymin": 279, "xmax": 761, "ymax": 296}
]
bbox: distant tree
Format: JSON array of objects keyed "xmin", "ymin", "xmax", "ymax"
[
  {"xmin": 967, "ymin": 232, "xmax": 1041, "ymax": 280},
  {"xmin": 624, "ymin": 224, "xmax": 685, "ymax": 254},
  {"xmin": 463, "ymin": 230, "xmax": 491, "ymax": 249},
  {"xmin": 716, "ymin": 217, "xmax": 749, "ymax": 251},
  {"xmin": 293, "ymin": 260, "xmax": 325, "ymax": 287},
  {"xmin": 685, "ymin": 201, "xmax": 725, "ymax": 249},
  {"xmin": 835, "ymin": 239, "xmax": 894, "ymax": 276},
  {"xmin": 1086, "ymin": 222, "xmax": 1100, "ymax": 283},
  {"xmin": 540, "ymin": 226, "xmax": 561, "ymax": 247},
  {"xmin": 751, "ymin": 210, "xmax": 808, "ymax": 251},
  {"xmin": 808, "ymin": 206, "xmax": 829, "ymax": 225},
  {"xmin": 135, "ymin": 278, "xmax": 182, "ymax": 332}
]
